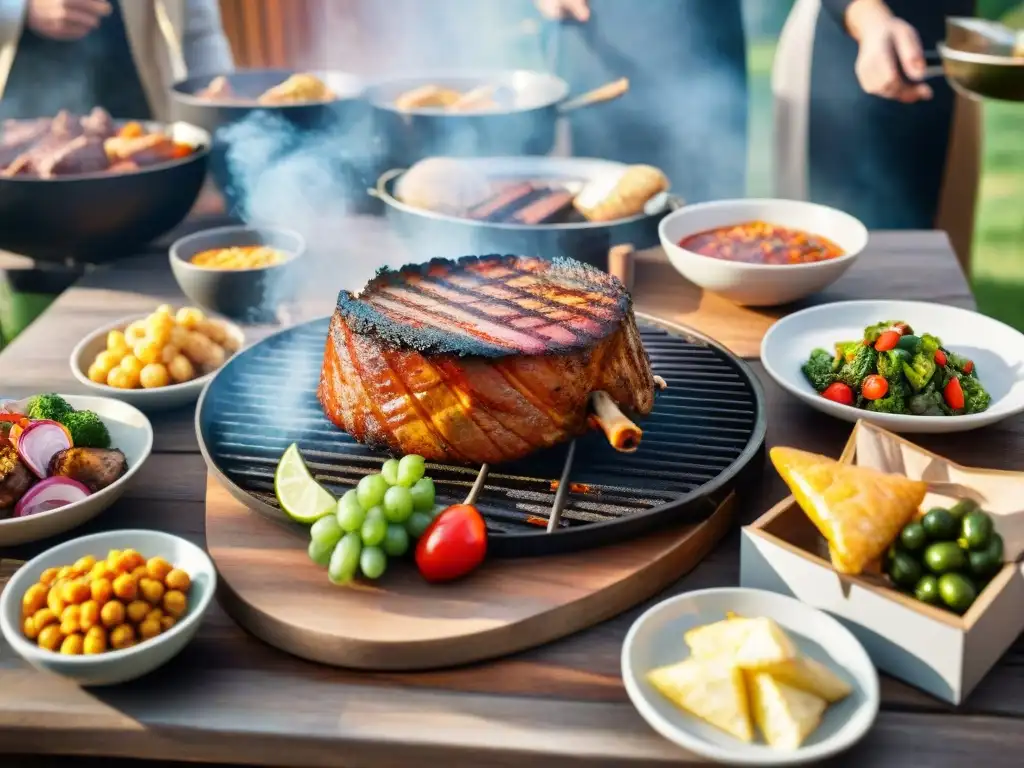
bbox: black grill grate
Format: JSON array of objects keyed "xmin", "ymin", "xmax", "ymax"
[{"xmin": 197, "ymin": 313, "xmax": 766, "ymax": 556}]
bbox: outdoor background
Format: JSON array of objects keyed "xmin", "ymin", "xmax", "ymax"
[{"xmin": 742, "ymin": 0, "xmax": 1024, "ymax": 330}]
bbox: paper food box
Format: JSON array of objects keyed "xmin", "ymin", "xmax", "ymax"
[{"xmin": 740, "ymin": 420, "xmax": 1024, "ymax": 705}]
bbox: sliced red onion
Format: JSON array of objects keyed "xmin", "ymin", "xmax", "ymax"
[
  {"xmin": 16, "ymin": 419, "xmax": 72, "ymax": 478},
  {"xmin": 14, "ymin": 476, "xmax": 91, "ymax": 517}
]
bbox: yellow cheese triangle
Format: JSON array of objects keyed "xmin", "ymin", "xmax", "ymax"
[
  {"xmin": 749, "ymin": 672, "xmax": 827, "ymax": 750},
  {"xmin": 684, "ymin": 617, "xmax": 758, "ymax": 659},
  {"xmin": 756, "ymin": 657, "xmax": 852, "ymax": 703},
  {"xmin": 647, "ymin": 657, "xmax": 754, "ymax": 742},
  {"xmin": 770, "ymin": 446, "xmax": 927, "ymax": 574}
]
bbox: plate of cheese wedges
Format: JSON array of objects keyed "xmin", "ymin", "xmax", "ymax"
[{"xmin": 622, "ymin": 588, "xmax": 878, "ymax": 765}]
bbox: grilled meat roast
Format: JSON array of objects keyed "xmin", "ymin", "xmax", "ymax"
[
  {"xmin": 48, "ymin": 448, "xmax": 127, "ymax": 493},
  {"xmin": 0, "ymin": 442, "xmax": 33, "ymax": 514},
  {"xmin": 318, "ymin": 255, "xmax": 656, "ymax": 464}
]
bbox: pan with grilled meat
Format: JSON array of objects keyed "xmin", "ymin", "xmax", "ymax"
[
  {"xmin": 0, "ymin": 114, "xmax": 209, "ymax": 263},
  {"xmin": 372, "ymin": 156, "xmax": 680, "ymax": 271},
  {"xmin": 318, "ymin": 255, "xmax": 658, "ymax": 465}
]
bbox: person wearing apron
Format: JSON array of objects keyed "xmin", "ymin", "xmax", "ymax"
[
  {"xmin": 774, "ymin": 0, "xmax": 980, "ymax": 269},
  {"xmin": 536, "ymin": 0, "xmax": 748, "ymax": 203}
]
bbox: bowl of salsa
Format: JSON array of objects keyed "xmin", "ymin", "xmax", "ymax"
[{"xmin": 658, "ymin": 199, "xmax": 867, "ymax": 307}]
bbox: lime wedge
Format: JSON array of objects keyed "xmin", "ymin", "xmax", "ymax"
[{"xmin": 275, "ymin": 443, "xmax": 336, "ymax": 524}]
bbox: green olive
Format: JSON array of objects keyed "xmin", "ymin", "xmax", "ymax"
[
  {"xmin": 938, "ymin": 573, "xmax": 977, "ymax": 614},
  {"xmin": 967, "ymin": 533, "xmax": 1004, "ymax": 579},
  {"xmin": 923, "ymin": 541, "xmax": 966, "ymax": 574},
  {"xmin": 948, "ymin": 498, "xmax": 979, "ymax": 521},
  {"xmin": 913, "ymin": 574, "xmax": 942, "ymax": 605},
  {"xmin": 899, "ymin": 521, "xmax": 928, "ymax": 552},
  {"xmin": 887, "ymin": 550, "xmax": 924, "ymax": 589},
  {"xmin": 921, "ymin": 508, "xmax": 958, "ymax": 541},
  {"xmin": 961, "ymin": 510, "xmax": 994, "ymax": 551}
]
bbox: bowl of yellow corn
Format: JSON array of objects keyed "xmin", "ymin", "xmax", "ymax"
[
  {"xmin": 0, "ymin": 529, "xmax": 215, "ymax": 686},
  {"xmin": 169, "ymin": 224, "xmax": 306, "ymax": 322}
]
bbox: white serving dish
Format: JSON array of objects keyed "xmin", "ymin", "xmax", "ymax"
[
  {"xmin": 761, "ymin": 300, "xmax": 1024, "ymax": 433},
  {"xmin": 741, "ymin": 421, "xmax": 1024, "ymax": 704},
  {"xmin": 70, "ymin": 313, "xmax": 245, "ymax": 412},
  {"xmin": 0, "ymin": 395, "xmax": 153, "ymax": 546},
  {"xmin": 621, "ymin": 587, "xmax": 878, "ymax": 765},
  {"xmin": 0, "ymin": 529, "xmax": 215, "ymax": 686},
  {"xmin": 658, "ymin": 199, "xmax": 867, "ymax": 307}
]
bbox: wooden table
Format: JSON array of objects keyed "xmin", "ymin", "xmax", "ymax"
[{"xmin": 2, "ymin": 220, "xmax": 1023, "ymax": 768}]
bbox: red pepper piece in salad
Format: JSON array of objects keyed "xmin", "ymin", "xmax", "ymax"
[
  {"xmin": 944, "ymin": 377, "xmax": 965, "ymax": 411},
  {"xmin": 934, "ymin": 349, "xmax": 948, "ymax": 367},
  {"xmin": 874, "ymin": 330, "xmax": 901, "ymax": 352}
]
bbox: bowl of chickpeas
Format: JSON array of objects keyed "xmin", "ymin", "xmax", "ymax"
[
  {"xmin": 169, "ymin": 225, "xmax": 306, "ymax": 321},
  {"xmin": 0, "ymin": 529, "xmax": 215, "ymax": 686},
  {"xmin": 70, "ymin": 304, "xmax": 245, "ymax": 412}
]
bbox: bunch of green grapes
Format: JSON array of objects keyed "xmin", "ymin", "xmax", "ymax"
[{"xmin": 306, "ymin": 455, "xmax": 439, "ymax": 584}]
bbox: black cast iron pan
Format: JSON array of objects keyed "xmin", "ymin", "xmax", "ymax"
[
  {"xmin": 370, "ymin": 156, "xmax": 682, "ymax": 270},
  {"xmin": 0, "ymin": 120, "xmax": 210, "ymax": 264}
]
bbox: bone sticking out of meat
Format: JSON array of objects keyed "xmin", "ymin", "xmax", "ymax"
[
  {"xmin": 319, "ymin": 255, "xmax": 658, "ymax": 464},
  {"xmin": 47, "ymin": 447, "xmax": 127, "ymax": 493},
  {"xmin": 608, "ymin": 244, "xmax": 636, "ymax": 293},
  {"xmin": 510, "ymin": 189, "xmax": 576, "ymax": 225},
  {"xmin": 653, "ymin": 375, "xmax": 668, "ymax": 390},
  {"xmin": 589, "ymin": 391, "xmax": 642, "ymax": 453}
]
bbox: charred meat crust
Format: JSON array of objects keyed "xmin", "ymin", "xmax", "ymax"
[
  {"xmin": 48, "ymin": 447, "xmax": 127, "ymax": 493},
  {"xmin": 334, "ymin": 255, "xmax": 631, "ymax": 359}
]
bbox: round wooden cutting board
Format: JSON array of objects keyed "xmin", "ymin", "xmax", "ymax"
[{"xmin": 205, "ymin": 475, "xmax": 736, "ymax": 671}]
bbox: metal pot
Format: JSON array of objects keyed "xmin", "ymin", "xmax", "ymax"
[
  {"xmin": 0, "ymin": 121, "xmax": 210, "ymax": 264},
  {"xmin": 937, "ymin": 18, "xmax": 1024, "ymax": 102},
  {"xmin": 365, "ymin": 71, "xmax": 628, "ymax": 168},
  {"xmin": 370, "ymin": 156, "xmax": 680, "ymax": 271}
]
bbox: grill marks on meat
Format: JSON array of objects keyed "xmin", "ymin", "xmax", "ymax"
[
  {"xmin": 48, "ymin": 447, "xmax": 127, "ymax": 493},
  {"xmin": 0, "ymin": 443, "xmax": 33, "ymax": 514},
  {"xmin": 320, "ymin": 255, "xmax": 656, "ymax": 464},
  {"xmin": 339, "ymin": 255, "xmax": 628, "ymax": 358},
  {"xmin": 465, "ymin": 182, "xmax": 584, "ymax": 225}
]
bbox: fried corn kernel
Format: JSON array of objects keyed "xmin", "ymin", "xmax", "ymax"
[
  {"xmin": 167, "ymin": 354, "xmax": 195, "ymax": 383},
  {"xmin": 145, "ymin": 556, "xmax": 173, "ymax": 582},
  {"xmin": 73, "ymin": 555, "xmax": 97, "ymax": 573},
  {"xmin": 106, "ymin": 549, "xmax": 122, "ymax": 566},
  {"xmin": 83, "ymin": 630, "xmax": 107, "ymax": 655},
  {"xmin": 79, "ymin": 600, "xmax": 101, "ymax": 632},
  {"xmin": 175, "ymin": 306, "xmax": 205, "ymax": 328},
  {"xmin": 61, "ymin": 579, "xmax": 90, "ymax": 605},
  {"xmin": 120, "ymin": 355, "xmax": 144, "ymax": 377},
  {"xmin": 22, "ymin": 616, "xmax": 38, "ymax": 640},
  {"xmin": 46, "ymin": 588, "xmax": 65, "ymax": 616},
  {"xmin": 114, "ymin": 549, "xmax": 144, "ymax": 574},
  {"xmin": 164, "ymin": 568, "xmax": 191, "ymax": 592},
  {"xmin": 56, "ymin": 565, "xmax": 75, "ymax": 580},
  {"xmin": 112, "ymin": 573, "xmax": 138, "ymax": 601},
  {"xmin": 126, "ymin": 600, "xmax": 150, "ymax": 624},
  {"xmin": 100, "ymin": 600, "xmax": 125, "ymax": 628},
  {"xmin": 144, "ymin": 608, "xmax": 163, "ymax": 623},
  {"xmin": 159, "ymin": 615, "xmax": 176, "ymax": 632},
  {"xmin": 89, "ymin": 562, "xmax": 115, "ymax": 581},
  {"xmin": 91, "ymin": 577, "xmax": 113, "ymax": 605},
  {"xmin": 138, "ymin": 577, "xmax": 165, "ymax": 605},
  {"xmin": 22, "ymin": 583, "xmax": 48, "ymax": 616},
  {"xmin": 189, "ymin": 246, "xmax": 287, "ymax": 271},
  {"xmin": 124, "ymin": 322, "xmax": 146, "ymax": 345},
  {"xmin": 32, "ymin": 607, "xmax": 58, "ymax": 630},
  {"xmin": 60, "ymin": 633, "xmax": 85, "ymax": 655},
  {"xmin": 131, "ymin": 564, "xmax": 149, "ymax": 581},
  {"xmin": 39, "ymin": 567, "xmax": 60, "ymax": 586},
  {"xmin": 134, "ymin": 339, "xmax": 163, "ymax": 366},
  {"xmin": 37, "ymin": 624, "xmax": 63, "ymax": 651},
  {"xmin": 140, "ymin": 363, "xmax": 170, "ymax": 389},
  {"xmin": 138, "ymin": 618, "xmax": 162, "ymax": 640},
  {"xmin": 59, "ymin": 605, "xmax": 82, "ymax": 635},
  {"xmin": 162, "ymin": 590, "xmax": 188, "ymax": 618},
  {"xmin": 109, "ymin": 624, "xmax": 135, "ymax": 650},
  {"xmin": 106, "ymin": 329, "xmax": 130, "ymax": 358}
]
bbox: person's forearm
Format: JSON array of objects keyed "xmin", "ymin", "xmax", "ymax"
[{"xmin": 821, "ymin": 0, "xmax": 893, "ymax": 41}]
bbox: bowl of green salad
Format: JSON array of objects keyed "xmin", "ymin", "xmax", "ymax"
[{"xmin": 761, "ymin": 300, "xmax": 1024, "ymax": 433}]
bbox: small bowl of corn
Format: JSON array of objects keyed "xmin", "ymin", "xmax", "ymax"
[{"xmin": 169, "ymin": 224, "xmax": 306, "ymax": 322}]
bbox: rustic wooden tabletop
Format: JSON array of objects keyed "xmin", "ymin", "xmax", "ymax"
[{"xmin": 1, "ymin": 218, "xmax": 1022, "ymax": 768}]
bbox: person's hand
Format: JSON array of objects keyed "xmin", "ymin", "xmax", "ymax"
[
  {"xmin": 851, "ymin": 12, "xmax": 932, "ymax": 102},
  {"xmin": 26, "ymin": 0, "xmax": 112, "ymax": 42},
  {"xmin": 534, "ymin": 0, "xmax": 590, "ymax": 22}
]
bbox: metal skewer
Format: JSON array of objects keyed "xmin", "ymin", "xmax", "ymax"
[
  {"xmin": 464, "ymin": 463, "xmax": 490, "ymax": 505},
  {"xmin": 546, "ymin": 440, "xmax": 577, "ymax": 533}
]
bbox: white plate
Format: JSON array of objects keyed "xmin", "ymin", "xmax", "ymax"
[
  {"xmin": 761, "ymin": 300, "xmax": 1024, "ymax": 433},
  {"xmin": 622, "ymin": 588, "xmax": 878, "ymax": 765},
  {"xmin": 70, "ymin": 314, "xmax": 245, "ymax": 413},
  {"xmin": 0, "ymin": 395, "xmax": 153, "ymax": 546},
  {"xmin": 0, "ymin": 529, "xmax": 215, "ymax": 686}
]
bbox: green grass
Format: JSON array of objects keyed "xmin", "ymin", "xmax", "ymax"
[{"xmin": 746, "ymin": 39, "xmax": 1024, "ymax": 331}]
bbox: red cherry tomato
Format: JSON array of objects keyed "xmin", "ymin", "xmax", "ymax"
[
  {"xmin": 874, "ymin": 330, "xmax": 900, "ymax": 352},
  {"xmin": 415, "ymin": 504, "xmax": 488, "ymax": 583},
  {"xmin": 963, "ymin": 360, "xmax": 974, "ymax": 375},
  {"xmin": 861, "ymin": 375, "xmax": 889, "ymax": 401},
  {"xmin": 822, "ymin": 382, "xmax": 855, "ymax": 406},
  {"xmin": 944, "ymin": 377, "xmax": 965, "ymax": 411},
  {"xmin": 934, "ymin": 349, "xmax": 947, "ymax": 367}
]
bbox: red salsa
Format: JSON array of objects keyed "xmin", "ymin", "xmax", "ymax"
[{"xmin": 679, "ymin": 220, "xmax": 845, "ymax": 265}]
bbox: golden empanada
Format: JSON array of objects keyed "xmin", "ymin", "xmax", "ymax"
[{"xmin": 770, "ymin": 446, "xmax": 926, "ymax": 575}]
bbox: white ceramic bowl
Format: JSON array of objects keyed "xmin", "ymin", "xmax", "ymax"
[
  {"xmin": 658, "ymin": 199, "xmax": 868, "ymax": 307},
  {"xmin": 0, "ymin": 395, "xmax": 153, "ymax": 546},
  {"xmin": 0, "ymin": 529, "xmax": 215, "ymax": 686},
  {"xmin": 622, "ymin": 588, "xmax": 878, "ymax": 765},
  {"xmin": 761, "ymin": 300, "xmax": 1024, "ymax": 433},
  {"xmin": 70, "ymin": 313, "xmax": 245, "ymax": 412}
]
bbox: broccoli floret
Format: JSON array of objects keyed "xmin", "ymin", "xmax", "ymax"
[
  {"xmin": 902, "ymin": 352, "xmax": 936, "ymax": 392},
  {"xmin": 876, "ymin": 349, "xmax": 910, "ymax": 383},
  {"xmin": 59, "ymin": 410, "xmax": 111, "ymax": 448},
  {"xmin": 919, "ymin": 334, "xmax": 943, "ymax": 357},
  {"xmin": 960, "ymin": 376, "xmax": 991, "ymax": 415},
  {"xmin": 26, "ymin": 393, "xmax": 73, "ymax": 422},
  {"xmin": 908, "ymin": 390, "xmax": 946, "ymax": 416},
  {"xmin": 834, "ymin": 341, "xmax": 862, "ymax": 364},
  {"xmin": 801, "ymin": 348, "xmax": 837, "ymax": 392},
  {"xmin": 863, "ymin": 320, "xmax": 911, "ymax": 344},
  {"xmin": 945, "ymin": 350, "xmax": 976, "ymax": 377},
  {"xmin": 837, "ymin": 344, "xmax": 877, "ymax": 388},
  {"xmin": 867, "ymin": 377, "xmax": 911, "ymax": 414}
]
